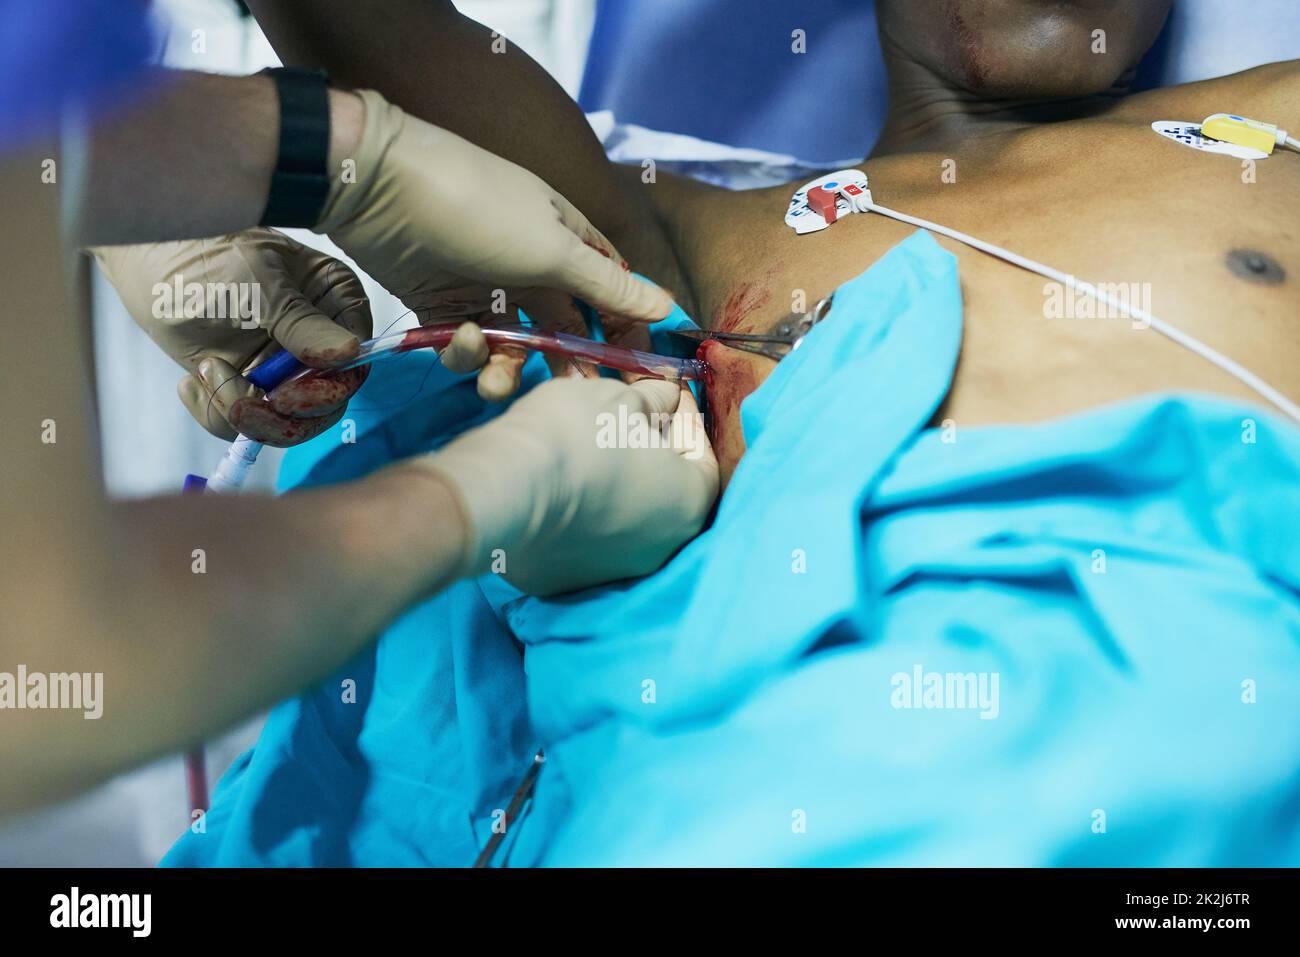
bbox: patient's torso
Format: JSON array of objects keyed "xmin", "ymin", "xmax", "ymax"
[{"xmin": 663, "ymin": 63, "xmax": 1300, "ymax": 481}]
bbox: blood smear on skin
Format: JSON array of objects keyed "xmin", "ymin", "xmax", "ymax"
[
  {"xmin": 696, "ymin": 338, "xmax": 760, "ymax": 443},
  {"xmin": 714, "ymin": 282, "xmax": 773, "ymax": 333}
]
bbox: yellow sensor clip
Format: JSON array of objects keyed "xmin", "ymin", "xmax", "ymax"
[{"xmin": 1201, "ymin": 113, "xmax": 1289, "ymax": 155}]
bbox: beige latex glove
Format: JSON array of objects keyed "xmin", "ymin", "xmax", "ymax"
[
  {"xmin": 400, "ymin": 375, "xmax": 718, "ymax": 597},
  {"xmin": 92, "ymin": 229, "xmax": 372, "ymax": 446},
  {"xmin": 317, "ymin": 89, "xmax": 674, "ymax": 402}
]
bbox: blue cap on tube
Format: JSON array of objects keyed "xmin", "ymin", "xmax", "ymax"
[{"xmin": 246, "ymin": 348, "xmax": 307, "ymax": 391}]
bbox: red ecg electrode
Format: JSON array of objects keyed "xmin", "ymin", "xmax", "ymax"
[{"xmin": 806, "ymin": 185, "xmax": 839, "ymax": 225}]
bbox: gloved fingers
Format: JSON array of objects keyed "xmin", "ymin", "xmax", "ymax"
[
  {"xmin": 424, "ymin": 305, "xmax": 529, "ymax": 399},
  {"xmin": 177, "ymin": 373, "xmax": 239, "ymax": 441},
  {"xmin": 624, "ymin": 377, "xmax": 683, "ymax": 416},
  {"xmin": 557, "ymin": 240, "xmax": 674, "ymax": 324},
  {"xmin": 438, "ymin": 321, "xmax": 490, "ymax": 374},
  {"xmin": 600, "ymin": 311, "xmax": 656, "ymax": 382},
  {"xmin": 231, "ymin": 235, "xmax": 369, "ymax": 369},
  {"xmin": 551, "ymin": 195, "xmax": 621, "ymax": 265},
  {"xmin": 545, "ymin": 200, "xmax": 673, "ymax": 322},
  {"xmin": 311, "ymin": 270, "xmax": 373, "ymax": 345},
  {"xmin": 670, "ymin": 380, "xmax": 706, "ymax": 422},
  {"xmin": 405, "ymin": 288, "xmax": 529, "ymax": 386},
  {"xmin": 193, "ymin": 357, "xmax": 256, "ymax": 422},
  {"xmin": 228, "ymin": 399, "xmax": 347, "ymax": 448},
  {"xmin": 234, "ymin": 332, "xmax": 368, "ymax": 420},
  {"xmin": 192, "ymin": 356, "xmax": 346, "ymax": 447},
  {"xmin": 569, "ymin": 223, "xmax": 680, "ymax": 306},
  {"xmin": 625, "ymin": 380, "xmax": 718, "ymax": 482},
  {"xmin": 264, "ymin": 364, "xmax": 370, "ymax": 420},
  {"xmin": 286, "ymin": 239, "xmax": 375, "ymax": 342},
  {"xmin": 477, "ymin": 346, "xmax": 528, "ymax": 402},
  {"xmin": 190, "ymin": 356, "xmax": 258, "ymax": 437},
  {"xmin": 410, "ymin": 295, "xmax": 529, "ymax": 397},
  {"xmin": 576, "ymin": 225, "xmax": 683, "ymax": 315},
  {"xmin": 469, "ymin": 306, "xmax": 544, "ymax": 400},
  {"xmin": 669, "ymin": 384, "xmax": 719, "ymax": 477},
  {"xmin": 516, "ymin": 288, "xmax": 598, "ymax": 379},
  {"xmin": 266, "ymin": 292, "xmax": 366, "ymax": 369},
  {"xmin": 559, "ymin": 223, "xmax": 660, "ymax": 375}
]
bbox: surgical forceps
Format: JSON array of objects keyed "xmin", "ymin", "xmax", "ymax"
[{"xmin": 668, "ymin": 294, "xmax": 835, "ymax": 361}]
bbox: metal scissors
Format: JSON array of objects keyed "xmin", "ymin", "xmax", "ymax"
[{"xmin": 668, "ymin": 294, "xmax": 835, "ymax": 361}]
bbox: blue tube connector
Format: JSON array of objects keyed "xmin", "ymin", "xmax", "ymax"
[{"xmin": 245, "ymin": 348, "xmax": 306, "ymax": 391}]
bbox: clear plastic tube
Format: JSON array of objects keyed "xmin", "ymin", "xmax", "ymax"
[
  {"xmin": 272, "ymin": 322, "xmax": 707, "ymax": 394},
  {"xmin": 202, "ymin": 324, "xmax": 708, "ymax": 496}
]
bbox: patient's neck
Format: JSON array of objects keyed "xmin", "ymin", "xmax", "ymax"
[{"xmin": 870, "ymin": 43, "xmax": 1133, "ymax": 157}]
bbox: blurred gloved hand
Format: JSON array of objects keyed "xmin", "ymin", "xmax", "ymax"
[
  {"xmin": 317, "ymin": 89, "xmax": 674, "ymax": 402},
  {"xmin": 401, "ymin": 375, "xmax": 717, "ymax": 596},
  {"xmin": 92, "ymin": 229, "xmax": 372, "ymax": 446}
]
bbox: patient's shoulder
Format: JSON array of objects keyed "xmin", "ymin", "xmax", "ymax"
[
  {"xmin": 1235, "ymin": 58, "xmax": 1300, "ymax": 85},
  {"xmin": 1126, "ymin": 59, "xmax": 1300, "ymax": 122},
  {"xmin": 1209, "ymin": 59, "xmax": 1300, "ymax": 107}
]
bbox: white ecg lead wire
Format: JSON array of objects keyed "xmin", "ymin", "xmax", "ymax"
[{"xmin": 853, "ymin": 197, "xmax": 1300, "ymax": 426}]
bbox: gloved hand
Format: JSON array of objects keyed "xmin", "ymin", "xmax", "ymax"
[
  {"xmin": 317, "ymin": 89, "xmax": 674, "ymax": 401},
  {"xmin": 92, "ymin": 229, "xmax": 372, "ymax": 446},
  {"xmin": 400, "ymin": 375, "xmax": 718, "ymax": 596}
]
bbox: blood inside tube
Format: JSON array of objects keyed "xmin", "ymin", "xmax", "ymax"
[
  {"xmin": 393, "ymin": 326, "xmax": 453, "ymax": 354},
  {"xmin": 275, "ymin": 323, "xmax": 706, "ymax": 394}
]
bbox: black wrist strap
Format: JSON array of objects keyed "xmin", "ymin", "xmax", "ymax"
[{"xmin": 258, "ymin": 67, "xmax": 331, "ymax": 228}]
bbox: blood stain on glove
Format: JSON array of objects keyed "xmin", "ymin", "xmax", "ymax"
[
  {"xmin": 266, "ymin": 366, "xmax": 369, "ymax": 417},
  {"xmin": 582, "ymin": 238, "xmax": 629, "ymax": 272}
]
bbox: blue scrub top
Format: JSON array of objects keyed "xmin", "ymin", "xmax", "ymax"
[{"xmin": 1, "ymin": 0, "xmax": 156, "ymax": 149}]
